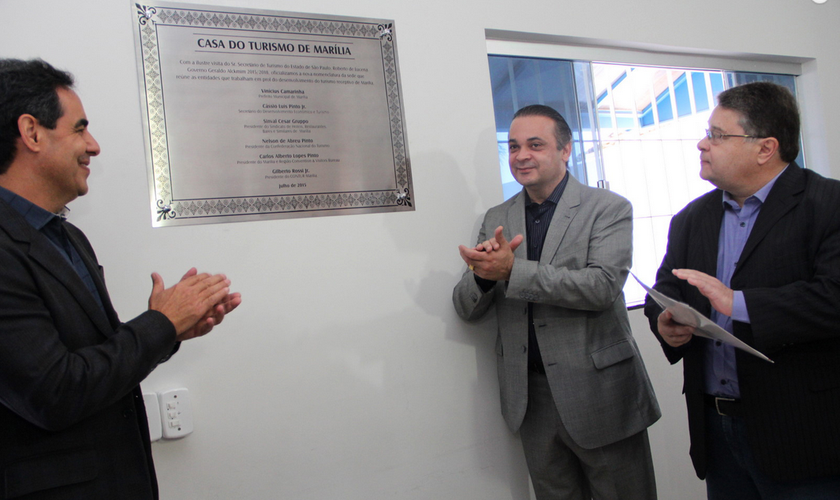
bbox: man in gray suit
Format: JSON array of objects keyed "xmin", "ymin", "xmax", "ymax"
[{"xmin": 453, "ymin": 105, "xmax": 660, "ymax": 499}]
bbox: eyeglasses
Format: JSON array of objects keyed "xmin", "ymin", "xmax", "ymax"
[{"xmin": 704, "ymin": 129, "xmax": 763, "ymax": 145}]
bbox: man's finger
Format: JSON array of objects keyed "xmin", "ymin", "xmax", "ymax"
[
  {"xmin": 494, "ymin": 226, "xmax": 508, "ymax": 246},
  {"xmin": 179, "ymin": 267, "xmax": 198, "ymax": 282},
  {"xmin": 459, "ymin": 245, "xmax": 479, "ymax": 264},
  {"xmin": 222, "ymin": 293, "xmax": 242, "ymax": 314},
  {"xmin": 205, "ymin": 287, "xmax": 232, "ymax": 311},
  {"xmin": 509, "ymin": 234, "xmax": 524, "ymax": 252},
  {"xmin": 189, "ymin": 273, "xmax": 226, "ymax": 293}
]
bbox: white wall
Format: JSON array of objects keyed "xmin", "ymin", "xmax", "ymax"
[{"xmin": 2, "ymin": 0, "xmax": 838, "ymax": 498}]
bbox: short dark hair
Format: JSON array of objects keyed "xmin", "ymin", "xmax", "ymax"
[
  {"xmin": 0, "ymin": 59, "xmax": 74, "ymax": 174},
  {"xmin": 513, "ymin": 104, "xmax": 573, "ymax": 150},
  {"xmin": 716, "ymin": 81, "xmax": 800, "ymax": 163}
]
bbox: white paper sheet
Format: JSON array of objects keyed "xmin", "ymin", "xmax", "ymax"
[{"xmin": 634, "ymin": 273, "xmax": 773, "ymax": 363}]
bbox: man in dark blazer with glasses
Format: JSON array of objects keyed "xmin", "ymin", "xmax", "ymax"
[{"xmin": 645, "ymin": 82, "xmax": 840, "ymax": 499}]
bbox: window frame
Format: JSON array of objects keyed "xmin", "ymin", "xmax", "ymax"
[{"xmin": 486, "ymin": 34, "xmax": 810, "ymax": 308}]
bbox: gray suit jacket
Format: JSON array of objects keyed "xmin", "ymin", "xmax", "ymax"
[{"xmin": 453, "ymin": 175, "xmax": 660, "ymax": 449}]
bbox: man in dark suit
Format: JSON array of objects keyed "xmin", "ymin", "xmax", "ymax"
[
  {"xmin": 454, "ymin": 105, "xmax": 660, "ymax": 499},
  {"xmin": 0, "ymin": 59, "xmax": 241, "ymax": 499},
  {"xmin": 645, "ymin": 82, "xmax": 840, "ymax": 499}
]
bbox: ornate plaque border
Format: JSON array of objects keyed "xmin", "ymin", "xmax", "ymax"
[{"xmin": 133, "ymin": 2, "xmax": 413, "ymax": 226}]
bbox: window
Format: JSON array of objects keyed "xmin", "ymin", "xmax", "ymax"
[{"xmin": 488, "ymin": 53, "xmax": 800, "ymax": 307}]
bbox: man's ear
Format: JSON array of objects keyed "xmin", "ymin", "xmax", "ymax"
[
  {"xmin": 560, "ymin": 140, "xmax": 572, "ymax": 163},
  {"xmin": 756, "ymin": 136, "xmax": 780, "ymax": 165},
  {"xmin": 16, "ymin": 114, "xmax": 43, "ymax": 153}
]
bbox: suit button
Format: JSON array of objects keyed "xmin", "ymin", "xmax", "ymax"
[
  {"xmin": 522, "ymin": 345, "xmax": 527, "ymax": 353},
  {"xmin": 123, "ymin": 407, "xmax": 135, "ymax": 418}
]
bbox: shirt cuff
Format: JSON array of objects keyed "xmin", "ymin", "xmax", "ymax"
[
  {"xmin": 474, "ymin": 274, "xmax": 496, "ymax": 293},
  {"xmin": 731, "ymin": 290, "xmax": 750, "ymax": 323}
]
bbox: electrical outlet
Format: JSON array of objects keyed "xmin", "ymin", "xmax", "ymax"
[{"xmin": 158, "ymin": 388, "xmax": 193, "ymax": 439}]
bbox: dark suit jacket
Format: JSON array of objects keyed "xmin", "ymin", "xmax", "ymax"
[
  {"xmin": 0, "ymin": 199, "xmax": 178, "ymax": 499},
  {"xmin": 644, "ymin": 163, "xmax": 840, "ymax": 481}
]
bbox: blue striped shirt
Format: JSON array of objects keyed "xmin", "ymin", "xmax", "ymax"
[{"xmin": 704, "ymin": 167, "xmax": 787, "ymax": 398}]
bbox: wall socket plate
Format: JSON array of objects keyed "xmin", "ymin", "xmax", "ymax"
[{"xmin": 158, "ymin": 388, "xmax": 194, "ymax": 439}]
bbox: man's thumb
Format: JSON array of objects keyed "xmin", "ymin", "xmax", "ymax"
[
  {"xmin": 150, "ymin": 272, "xmax": 165, "ymax": 293},
  {"xmin": 509, "ymin": 234, "xmax": 524, "ymax": 251}
]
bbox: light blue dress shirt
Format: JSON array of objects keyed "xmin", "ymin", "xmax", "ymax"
[{"xmin": 704, "ymin": 167, "xmax": 787, "ymax": 398}]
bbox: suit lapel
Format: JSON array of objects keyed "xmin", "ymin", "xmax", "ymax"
[
  {"xmin": 0, "ymin": 201, "xmax": 115, "ymax": 338},
  {"xmin": 696, "ymin": 193, "xmax": 723, "ymax": 277},
  {"xmin": 507, "ymin": 190, "xmax": 528, "ymax": 260},
  {"xmin": 64, "ymin": 226, "xmax": 121, "ymax": 330},
  {"xmin": 736, "ymin": 164, "xmax": 803, "ymax": 269},
  {"xmin": 540, "ymin": 174, "xmax": 581, "ymax": 264}
]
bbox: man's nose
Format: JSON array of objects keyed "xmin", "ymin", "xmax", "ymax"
[{"xmin": 86, "ymin": 132, "xmax": 101, "ymax": 156}]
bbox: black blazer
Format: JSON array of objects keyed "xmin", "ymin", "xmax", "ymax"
[
  {"xmin": 645, "ymin": 163, "xmax": 840, "ymax": 481},
  {"xmin": 0, "ymin": 199, "xmax": 177, "ymax": 499}
]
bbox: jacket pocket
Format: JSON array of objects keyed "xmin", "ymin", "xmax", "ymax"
[
  {"xmin": 4, "ymin": 448, "xmax": 98, "ymax": 498},
  {"xmin": 591, "ymin": 340, "xmax": 635, "ymax": 369}
]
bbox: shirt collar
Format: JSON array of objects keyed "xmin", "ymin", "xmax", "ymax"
[
  {"xmin": 525, "ymin": 171, "xmax": 569, "ymax": 207},
  {"xmin": 722, "ymin": 165, "xmax": 788, "ymax": 207},
  {"xmin": 0, "ymin": 185, "xmax": 64, "ymax": 231}
]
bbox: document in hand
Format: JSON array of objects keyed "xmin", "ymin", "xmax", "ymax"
[{"xmin": 633, "ymin": 273, "xmax": 773, "ymax": 363}]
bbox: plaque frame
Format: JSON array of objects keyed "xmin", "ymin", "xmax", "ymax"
[{"xmin": 132, "ymin": 2, "xmax": 414, "ymax": 226}]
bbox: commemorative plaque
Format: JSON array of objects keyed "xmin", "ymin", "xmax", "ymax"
[{"xmin": 131, "ymin": 2, "xmax": 413, "ymax": 226}]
